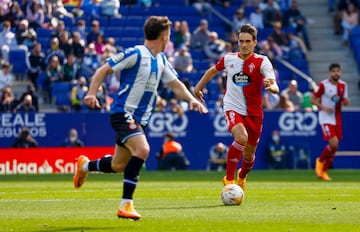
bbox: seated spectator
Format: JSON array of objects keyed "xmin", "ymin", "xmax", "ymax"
[
  {"xmin": 93, "ymin": 33, "xmax": 106, "ymax": 56},
  {"xmin": 72, "ymin": 19, "xmax": 87, "ymax": 44},
  {"xmin": 249, "ymin": 6, "xmax": 264, "ymax": 29},
  {"xmin": 26, "ymin": 42, "xmax": 46, "ymax": 90},
  {"xmin": 44, "ymin": 55, "xmax": 64, "ymax": 103},
  {"xmin": 0, "ymin": 85, "xmax": 18, "ymax": 112},
  {"xmin": 12, "ymin": 127, "xmax": 38, "ymax": 148},
  {"xmin": 45, "ymin": 0, "xmax": 74, "ymax": 21},
  {"xmin": 341, "ymin": 2, "xmax": 359, "ymax": 46},
  {"xmin": 15, "ymin": 19, "xmax": 37, "ymax": 51},
  {"xmin": 45, "ymin": 37, "xmax": 66, "ymax": 65},
  {"xmin": 208, "ymin": 142, "xmax": 228, "ymax": 171},
  {"xmin": 276, "ymin": 92, "xmax": 295, "ymax": 111},
  {"xmin": 14, "ymin": 94, "xmax": 37, "ymax": 112},
  {"xmin": 81, "ymin": 43, "xmax": 101, "ymax": 77},
  {"xmin": 190, "ymin": 19, "xmax": 211, "ymax": 51},
  {"xmin": 173, "ymin": 45, "xmax": 193, "ymax": 75},
  {"xmin": 266, "ymin": 130, "xmax": 288, "ymax": 169},
  {"xmin": 204, "ymin": 31, "xmax": 226, "ymax": 62},
  {"xmin": 263, "ymin": 91, "xmax": 280, "ymax": 110},
  {"xmin": 62, "ymin": 128, "xmax": 84, "ymax": 147},
  {"xmin": 174, "ymin": 20, "xmax": 191, "ymax": 49},
  {"xmin": 70, "ymin": 76, "xmax": 88, "ymax": 111},
  {"xmin": 282, "ymin": 0, "xmax": 311, "ymax": 50},
  {"xmin": 71, "ymin": 31, "xmax": 86, "ymax": 62},
  {"xmin": 100, "ymin": 0, "xmax": 121, "ymax": 18},
  {"xmin": 269, "ymin": 21, "xmax": 289, "ymax": 52},
  {"xmin": 80, "ymin": 0, "xmax": 101, "ymax": 19},
  {"xmin": 261, "ymin": 0, "xmax": 282, "ymax": 28},
  {"xmin": 287, "ymin": 32, "xmax": 307, "ymax": 60},
  {"xmin": 50, "ymin": 19, "xmax": 66, "ymax": 39},
  {"xmin": 0, "ymin": 20, "xmax": 19, "ymax": 62},
  {"xmin": 0, "ymin": 62, "xmax": 14, "ymax": 92},
  {"xmin": 59, "ymin": 31, "xmax": 73, "ymax": 58},
  {"xmin": 281, "ymin": 80, "xmax": 303, "ymax": 110},
  {"xmin": 232, "ymin": 7, "xmax": 249, "ymax": 33},
  {"xmin": 5, "ymin": 1, "xmax": 25, "ymax": 30},
  {"xmin": 156, "ymin": 132, "xmax": 189, "ymax": 171},
  {"xmin": 333, "ymin": 0, "xmax": 358, "ymax": 35},
  {"xmin": 18, "ymin": 84, "xmax": 39, "ymax": 112},
  {"xmin": 86, "ymin": 20, "xmax": 103, "ymax": 46},
  {"xmin": 26, "ymin": 0, "xmax": 45, "ymax": 30},
  {"xmin": 63, "ymin": 53, "xmax": 80, "ymax": 82}
]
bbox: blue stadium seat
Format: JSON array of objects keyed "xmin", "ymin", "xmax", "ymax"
[
  {"xmin": 8, "ymin": 49, "xmax": 27, "ymax": 77},
  {"xmin": 51, "ymin": 82, "xmax": 71, "ymax": 108}
]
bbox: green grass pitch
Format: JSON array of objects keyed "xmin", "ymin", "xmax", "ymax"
[{"xmin": 0, "ymin": 170, "xmax": 359, "ymax": 232}]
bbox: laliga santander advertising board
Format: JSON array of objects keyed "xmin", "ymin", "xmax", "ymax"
[{"xmin": 0, "ymin": 147, "xmax": 113, "ymax": 175}]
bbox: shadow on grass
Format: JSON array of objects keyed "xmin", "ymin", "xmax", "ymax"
[
  {"xmin": 143, "ymin": 204, "xmax": 225, "ymax": 211},
  {"xmin": 40, "ymin": 225, "xmax": 137, "ymax": 232}
]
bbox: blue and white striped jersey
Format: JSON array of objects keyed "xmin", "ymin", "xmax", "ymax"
[{"xmin": 107, "ymin": 45, "xmax": 179, "ymax": 125}]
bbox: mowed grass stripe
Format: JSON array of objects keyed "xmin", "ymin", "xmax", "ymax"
[{"xmin": 0, "ymin": 170, "xmax": 359, "ymax": 232}]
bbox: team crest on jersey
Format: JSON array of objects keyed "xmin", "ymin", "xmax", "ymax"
[
  {"xmin": 111, "ymin": 53, "xmax": 124, "ymax": 63},
  {"xmin": 331, "ymin": 94, "xmax": 340, "ymax": 103},
  {"xmin": 232, "ymin": 72, "xmax": 250, "ymax": 86},
  {"xmin": 128, "ymin": 121, "xmax": 138, "ymax": 130},
  {"xmin": 248, "ymin": 63, "xmax": 255, "ymax": 73}
]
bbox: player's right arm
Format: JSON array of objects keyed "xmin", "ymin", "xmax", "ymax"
[
  {"xmin": 84, "ymin": 63, "xmax": 113, "ymax": 109},
  {"xmin": 194, "ymin": 66, "xmax": 219, "ymax": 102}
]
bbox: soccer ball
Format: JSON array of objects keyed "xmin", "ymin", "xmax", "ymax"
[{"xmin": 221, "ymin": 184, "xmax": 244, "ymax": 206}]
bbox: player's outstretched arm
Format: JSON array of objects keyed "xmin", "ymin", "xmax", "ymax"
[{"xmin": 194, "ymin": 66, "xmax": 219, "ymax": 103}]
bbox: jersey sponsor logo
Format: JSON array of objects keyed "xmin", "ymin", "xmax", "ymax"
[
  {"xmin": 331, "ymin": 94, "xmax": 340, "ymax": 103},
  {"xmin": 111, "ymin": 53, "xmax": 124, "ymax": 63},
  {"xmin": 232, "ymin": 72, "xmax": 250, "ymax": 87}
]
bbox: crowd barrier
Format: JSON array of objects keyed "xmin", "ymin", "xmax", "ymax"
[{"xmin": 0, "ymin": 110, "xmax": 359, "ymax": 174}]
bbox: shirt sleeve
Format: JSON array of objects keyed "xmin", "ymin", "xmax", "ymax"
[
  {"xmin": 260, "ymin": 56, "xmax": 276, "ymax": 79},
  {"xmin": 107, "ymin": 47, "xmax": 138, "ymax": 72},
  {"xmin": 161, "ymin": 54, "xmax": 179, "ymax": 84}
]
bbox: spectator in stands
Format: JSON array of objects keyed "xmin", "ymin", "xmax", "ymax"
[
  {"xmin": 257, "ymin": 38, "xmax": 283, "ymax": 62},
  {"xmin": 341, "ymin": 2, "xmax": 359, "ymax": 46},
  {"xmin": 333, "ymin": 0, "xmax": 358, "ymax": 35},
  {"xmin": 261, "ymin": 0, "xmax": 282, "ymax": 28},
  {"xmin": 275, "ymin": 92, "xmax": 295, "ymax": 111},
  {"xmin": 0, "ymin": 85, "xmax": 17, "ymax": 112},
  {"xmin": 26, "ymin": 42, "xmax": 46, "ymax": 90},
  {"xmin": 249, "ymin": 5, "xmax": 264, "ymax": 29},
  {"xmin": 26, "ymin": 0, "xmax": 45, "ymax": 30},
  {"xmin": 80, "ymin": 0, "xmax": 101, "ymax": 19},
  {"xmin": 281, "ymin": 80, "xmax": 303, "ymax": 110},
  {"xmin": 269, "ymin": 21, "xmax": 289, "ymax": 52},
  {"xmin": 266, "ymin": 130, "xmax": 288, "ymax": 169},
  {"xmin": 174, "ymin": 20, "xmax": 191, "ymax": 49},
  {"xmin": 156, "ymin": 132, "xmax": 190, "ymax": 171},
  {"xmin": 45, "ymin": 37, "xmax": 66, "ymax": 65},
  {"xmin": 263, "ymin": 91, "xmax": 280, "ymax": 110},
  {"xmin": 208, "ymin": 142, "xmax": 228, "ymax": 171},
  {"xmin": 70, "ymin": 76, "xmax": 88, "ymax": 111},
  {"xmin": 232, "ymin": 7, "xmax": 249, "ymax": 33},
  {"xmin": 62, "ymin": 128, "xmax": 84, "ymax": 147},
  {"xmin": 14, "ymin": 94, "xmax": 37, "ymax": 112},
  {"xmin": 190, "ymin": 19, "xmax": 211, "ymax": 51},
  {"xmin": 18, "ymin": 84, "xmax": 39, "ymax": 112},
  {"xmin": 91, "ymin": 83, "xmax": 110, "ymax": 112},
  {"xmin": 5, "ymin": 1, "xmax": 25, "ymax": 29},
  {"xmin": 100, "ymin": 0, "xmax": 121, "ymax": 18},
  {"xmin": 169, "ymin": 98, "xmax": 185, "ymax": 117},
  {"xmin": 81, "ymin": 43, "xmax": 101, "ymax": 76},
  {"xmin": 155, "ymin": 95, "xmax": 167, "ymax": 112},
  {"xmin": 0, "ymin": 20, "xmax": 18, "ymax": 62},
  {"xmin": 45, "ymin": 0, "xmax": 74, "ymax": 21},
  {"xmin": 59, "ymin": 31, "xmax": 73, "ymax": 58},
  {"xmin": 204, "ymin": 31, "xmax": 226, "ymax": 62},
  {"xmin": 15, "ymin": 19, "xmax": 37, "ymax": 51},
  {"xmin": 73, "ymin": 19, "xmax": 87, "ymax": 44},
  {"xmin": 173, "ymin": 44, "xmax": 194, "ymax": 75},
  {"xmin": 86, "ymin": 20, "xmax": 103, "ymax": 46},
  {"xmin": 282, "ymin": 1, "xmax": 311, "ymax": 50},
  {"xmin": 71, "ymin": 31, "xmax": 86, "ymax": 62},
  {"xmin": 63, "ymin": 53, "xmax": 80, "ymax": 82},
  {"xmin": 50, "ymin": 19, "xmax": 66, "ymax": 39},
  {"xmin": 44, "ymin": 55, "xmax": 64, "ymax": 103},
  {"xmin": 12, "ymin": 127, "xmax": 38, "ymax": 148},
  {"xmin": 0, "ymin": 61, "xmax": 14, "ymax": 91},
  {"xmin": 287, "ymin": 32, "xmax": 307, "ymax": 60},
  {"xmin": 93, "ymin": 33, "xmax": 106, "ymax": 56}
]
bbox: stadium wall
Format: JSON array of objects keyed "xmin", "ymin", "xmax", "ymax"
[{"xmin": 0, "ymin": 111, "xmax": 359, "ymax": 174}]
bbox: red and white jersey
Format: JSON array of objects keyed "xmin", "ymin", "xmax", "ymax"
[
  {"xmin": 313, "ymin": 79, "xmax": 348, "ymax": 125},
  {"xmin": 215, "ymin": 52, "xmax": 276, "ymax": 116}
]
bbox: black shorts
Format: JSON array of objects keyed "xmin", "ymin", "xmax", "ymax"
[{"xmin": 110, "ymin": 112, "xmax": 146, "ymax": 147}]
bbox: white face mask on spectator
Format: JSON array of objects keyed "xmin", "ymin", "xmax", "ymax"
[
  {"xmin": 272, "ymin": 135, "xmax": 280, "ymax": 143},
  {"xmin": 70, "ymin": 136, "xmax": 77, "ymax": 142}
]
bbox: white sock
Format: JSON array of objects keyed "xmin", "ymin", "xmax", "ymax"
[
  {"xmin": 120, "ymin": 199, "xmax": 133, "ymax": 207},
  {"xmin": 82, "ymin": 162, "xmax": 89, "ymax": 172}
]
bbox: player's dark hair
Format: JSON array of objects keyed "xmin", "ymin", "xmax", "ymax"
[
  {"xmin": 239, "ymin": 24, "xmax": 257, "ymax": 41},
  {"xmin": 144, "ymin": 16, "xmax": 172, "ymax": 41},
  {"xmin": 329, "ymin": 63, "xmax": 341, "ymax": 71}
]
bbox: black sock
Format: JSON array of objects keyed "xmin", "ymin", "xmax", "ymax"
[
  {"xmin": 88, "ymin": 156, "xmax": 115, "ymax": 173},
  {"xmin": 122, "ymin": 156, "xmax": 144, "ymax": 199}
]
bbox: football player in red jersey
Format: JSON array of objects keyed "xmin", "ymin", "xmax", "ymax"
[
  {"xmin": 311, "ymin": 63, "xmax": 350, "ymax": 181},
  {"xmin": 194, "ymin": 24, "xmax": 279, "ymax": 191}
]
